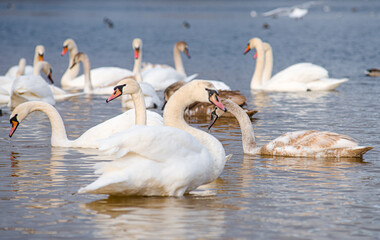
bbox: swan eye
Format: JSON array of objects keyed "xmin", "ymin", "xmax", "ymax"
[
  {"xmin": 205, "ymin": 88, "xmax": 219, "ymax": 97},
  {"xmin": 113, "ymin": 84, "xmax": 126, "ymax": 91}
]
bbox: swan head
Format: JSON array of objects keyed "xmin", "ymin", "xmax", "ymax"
[
  {"xmin": 176, "ymin": 41, "xmax": 191, "ymax": 58},
  {"xmin": 61, "ymin": 38, "xmax": 77, "ymax": 56},
  {"xmin": 106, "ymin": 77, "xmax": 140, "ymax": 103},
  {"xmin": 70, "ymin": 52, "xmax": 88, "ymax": 69},
  {"xmin": 9, "ymin": 102, "xmax": 35, "ymax": 137},
  {"xmin": 35, "ymin": 61, "xmax": 53, "ymax": 83},
  {"xmin": 244, "ymin": 37, "xmax": 263, "ymax": 55},
  {"xmin": 35, "ymin": 45, "xmax": 45, "ymax": 61},
  {"xmin": 178, "ymin": 80, "xmax": 227, "ymax": 112},
  {"xmin": 132, "ymin": 38, "xmax": 142, "ymax": 60}
]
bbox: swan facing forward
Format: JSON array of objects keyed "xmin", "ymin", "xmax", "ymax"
[
  {"xmin": 209, "ymin": 99, "xmax": 373, "ymax": 158},
  {"xmin": 78, "ymin": 80, "xmax": 230, "ymax": 197},
  {"xmin": 9, "ymin": 79, "xmax": 163, "ymax": 148},
  {"xmin": 245, "ymin": 37, "xmax": 348, "ymax": 91},
  {"xmin": 6, "ymin": 45, "xmax": 45, "ymax": 77}
]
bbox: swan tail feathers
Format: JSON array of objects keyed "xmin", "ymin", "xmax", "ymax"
[{"xmin": 342, "ymin": 146, "xmax": 373, "ymax": 158}]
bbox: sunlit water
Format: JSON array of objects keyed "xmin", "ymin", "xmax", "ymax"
[{"xmin": 1, "ymin": 0, "xmax": 380, "ymax": 239}]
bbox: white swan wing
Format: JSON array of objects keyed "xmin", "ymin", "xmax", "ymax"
[
  {"xmin": 72, "ymin": 67, "xmax": 133, "ymax": 89},
  {"xmin": 142, "ymin": 68, "xmax": 187, "ymax": 90},
  {"xmin": 79, "ymin": 125, "xmax": 212, "ymax": 196},
  {"xmin": 10, "ymin": 75, "xmax": 55, "ymax": 106},
  {"xmin": 121, "ymin": 82, "xmax": 162, "ymax": 109},
  {"xmin": 74, "ymin": 110, "xmax": 163, "ymax": 148},
  {"xmin": 270, "ymin": 63, "xmax": 329, "ymax": 84}
]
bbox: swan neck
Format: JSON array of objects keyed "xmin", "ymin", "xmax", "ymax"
[
  {"xmin": 61, "ymin": 47, "xmax": 80, "ymax": 87},
  {"xmin": 133, "ymin": 54, "xmax": 142, "ymax": 82},
  {"xmin": 27, "ymin": 102, "xmax": 69, "ymax": 146},
  {"xmin": 131, "ymin": 89, "xmax": 147, "ymax": 125},
  {"xmin": 16, "ymin": 58, "xmax": 26, "ymax": 76},
  {"xmin": 82, "ymin": 56, "xmax": 94, "ymax": 93},
  {"xmin": 224, "ymin": 100, "xmax": 258, "ymax": 153},
  {"xmin": 164, "ymin": 86, "xmax": 226, "ymax": 182},
  {"xmin": 250, "ymin": 42, "xmax": 265, "ymax": 89},
  {"xmin": 173, "ymin": 45, "xmax": 186, "ymax": 75},
  {"xmin": 33, "ymin": 62, "xmax": 43, "ymax": 76},
  {"xmin": 262, "ymin": 45, "xmax": 273, "ymax": 83}
]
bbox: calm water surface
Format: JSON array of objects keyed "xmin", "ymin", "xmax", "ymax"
[{"xmin": 0, "ymin": 0, "xmax": 380, "ymax": 239}]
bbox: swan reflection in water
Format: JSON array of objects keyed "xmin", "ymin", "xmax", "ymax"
[{"xmin": 80, "ymin": 191, "xmax": 230, "ymax": 239}]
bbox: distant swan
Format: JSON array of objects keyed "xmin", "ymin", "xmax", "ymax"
[
  {"xmin": 6, "ymin": 45, "xmax": 44, "ymax": 77},
  {"xmin": 121, "ymin": 38, "xmax": 161, "ymax": 109},
  {"xmin": 78, "ymin": 80, "xmax": 230, "ymax": 197},
  {"xmin": 245, "ymin": 37, "xmax": 348, "ymax": 91},
  {"xmin": 9, "ymin": 78, "xmax": 163, "ymax": 148},
  {"xmin": 209, "ymin": 99, "xmax": 373, "ymax": 158},
  {"xmin": 9, "ymin": 61, "xmax": 55, "ymax": 108},
  {"xmin": 60, "ymin": 38, "xmax": 132, "ymax": 90}
]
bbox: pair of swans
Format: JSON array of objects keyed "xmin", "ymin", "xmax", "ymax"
[
  {"xmin": 9, "ymin": 77, "xmax": 163, "ymax": 148},
  {"xmin": 60, "ymin": 38, "xmax": 132, "ymax": 90},
  {"xmin": 5, "ymin": 45, "xmax": 45, "ymax": 77},
  {"xmin": 7, "ymin": 61, "xmax": 80, "ymax": 108},
  {"xmin": 62, "ymin": 38, "xmax": 160, "ymax": 109},
  {"xmin": 245, "ymin": 37, "xmax": 348, "ymax": 91},
  {"xmin": 209, "ymin": 99, "xmax": 373, "ymax": 158}
]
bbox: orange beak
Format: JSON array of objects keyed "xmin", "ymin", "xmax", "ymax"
[
  {"xmin": 134, "ymin": 48, "xmax": 140, "ymax": 59},
  {"xmin": 38, "ymin": 54, "xmax": 44, "ymax": 61},
  {"xmin": 244, "ymin": 44, "xmax": 251, "ymax": 55},
  {"xmin": 61, "ymin": 46, "xmax": 68, "ymax": 56},
  {"xmin": 209, "ymin": 92, "xmax": 226, "ymax": 112},
  {"xmin": 9, "ymin": 115, "xmax": 20, "ymax": 137},
  {"xmin": 184, "ymin": 48, "xmax": 191, "ymax": 59},
  {"xmin": 106, "ymin": 85, "xmax": 124, "ymax": 103}
]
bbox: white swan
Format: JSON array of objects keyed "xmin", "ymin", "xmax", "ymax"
[
  {"xmin": 9, "ymin": 79, "xmax": 163, "ymax": 148},
  {"xmin": 142, "ymin": 41, "xmax": 198, "ymax": 90},
  {"xmin": 9, "ymin": 61, "xmax": 55, "ymax": 108},
  {"xmin": 60, "ymin": 38, "xmax": 80, "ymax": 87},
  {"xmin": 60, "ymin": 39, "xmax": 132, "ymax": 90},
  {"xmin": 209, "ymin": 99, "xmax": 373, "ymax": 158},
  {"xmin": 121, "ymin": 38, "xmax": 161, "ymax": 109},
  {"xmin": 6, "ymin": 45, "xmax": 45, "ymax": 77},
  {"xmin": 70, "ymin": 52, "xmax": 115, "ymax": 94},
  {"xmin": 78, "ymin": 80, "xmax": 230, "ymax": 197},
  {"xmin": 245, "ymin": 37, "xmax": 348, "ymax": 91}
]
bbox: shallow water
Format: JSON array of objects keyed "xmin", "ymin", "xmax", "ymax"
[{"xmin": 1, "ymin": 0, "xmax": 380, "ymax": 239}]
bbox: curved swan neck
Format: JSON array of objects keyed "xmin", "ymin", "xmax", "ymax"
[
  {"xmin": 164, "ymin": 83, "xmax": 226, "ymax": 181},
  {"xmin": 262, "ymin": 43, "xmax": 273, "ymax": 83},
  {"xmin": 131, "ymin": 88, "xmax": 147, "ymax": 125},
  {"xmin": 250, "ymin": 39, "xmax": 265, "ymax": 89},
  {"xmin": 173, "ymin": 44, "xmax": 186, "ymax": 75},
  {"xmin": 61, "ymin": 44, "xmax": 80, "ymax": 87},
  {"xmin": 20, "ymin": 101, "xmax": 69, "ymax": 146},
  {"xmin": 81, "ymin": 54, "xmax": 94, "ymax": 93},
  {"xmin": 223, "ymin": 100, "xmax": 258, "ymax": 153}
]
